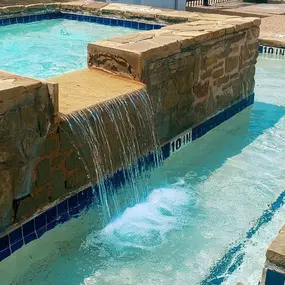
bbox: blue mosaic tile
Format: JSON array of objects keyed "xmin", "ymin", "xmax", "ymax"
[
  {"xmin": 30, "ymin": 15, "xmax": 36, "ymax": 22},
  {"xmin": 83, "ymin": 15, "xmax": 91, "ymax": 22},
  {"xmin": 110, "ymin": 18, "xmax": 118, "ymax": 26},
  {"xmin": 57, "ymin": 200, "xmax": 68, "ymax": 217},
  {"xmin": 46, "ymin": 206, "xmax": 57, "ymax": 224},
  {"xmin": 9, "ymin": 227, "xmax": 23, "ymax": 245},
  {"xmin": 145, "ymin": 23, "xmax": 154, "ymax": 30},
  {"xmin": 11, "ymin": 239, "xmax": 23, "ymax": 253},
  {"xmin": 161, "ymin": 143, "xmax": 170, "ymax": 160},
  {"xmin": 57, "ymin": 213, "xmax": 70, "ymax": 224},
  {"xmin": 78, "ymin": 15, "xmax": 85, "ymax": 22},
  {"xmin": 22, "ymin": 220, "xmax": 35, "ymax": 237},
  {"xmin": 265, "ymin": 269, "xmax": 285, "ymax": 285},
  {"xmin": 2, "ymin": 18, "xmax": 10, "ymax": 26},
  {"xmin": 96, "ymin": 17, "xmax": 104, "ymax": 24},
  {"xmin": 16, "ymin": 16, "xmax": 23, "ymax": 23},
  {"xmin": 47, "ymin": 220, "xmax": 56, "ymax": 231},
  {"xmin": 68, "ymin": 194, "xmax": 79, "ymax": 212},
  {"xmin": 117, "ymin": 19, "xmax": 124, "ymax": 27},
  {"xmin": 0, "ymin": 235, "xmax": 9, "ymax": 251},
  {"xmin": 103, "ymin": 17, "xmax": 111, "ymax": 26},
  {"xmin": 138, "ymin": 22, "xmax": 146, "ymax": 30},
  {"xmin": 131, "ymin": 21, "xmax": 138, "ymax": 29},
  {"xmin": 86, "ymin": 186, "xmax": 96, "ymax": 201},
  {"xmin": 36, "ymin": 226, "xmax": 47, "ymax": 238},
  {"xmin": 124, "ymin": 20, "xmax": 132, "ymax": 28},
  {"xmin": 23, "ymin": 15, "xmax": 30, "ymax": 23},
  {"xmin": 0, "ymin": 248, "xmax": 11, "ymax": 262},
  {"xmin": 24, "ymin": 232, "xmax": 37, "ymax": 245},
  {"xmin": 35, "ymin": 212, "xmax": 46, "ymax": 230},
  {"xmin": 78, "ymin": 189, "xmax": 89, "ymax": 208},
  {"xmin": 10, "ymin": 17, "xmax": 17, "ymax": 25}
]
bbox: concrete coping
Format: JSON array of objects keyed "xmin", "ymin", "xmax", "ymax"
[
  {"xmin": 47, "ymin": 68, "xmax": 145, "ymax": 117},
  {"xmin": 267, "ymin": 225, "xmax": 285, "ymax": 267},
  {"xmin": 0, "ymin": 70, "xmax": 58, "ymax": 116}
]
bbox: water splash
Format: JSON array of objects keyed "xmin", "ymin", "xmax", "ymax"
[{"xmin": 61, "ymin": 89, "xmax": 161, "ymax": 225}]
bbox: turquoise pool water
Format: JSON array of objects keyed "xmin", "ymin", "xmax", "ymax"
[
  {"xmin": 0, "ymin": 19, "xmax": 134, "ymax": 78},
  {"xmin": 1, "ymin": 56, "xmax": 285, "ymax": 285}
]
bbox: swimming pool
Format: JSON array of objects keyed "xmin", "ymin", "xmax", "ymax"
[
  {"xmin": 0, "ymin": 55, "xmax": 284, "ymax": 285},
  {"xmin": 0, "ymin": 19, "xmax": 135, "ymax": 78}
]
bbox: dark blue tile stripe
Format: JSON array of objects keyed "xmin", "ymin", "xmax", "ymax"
[
  {"xmin": 259, "ymin": 44, "xmax": 285, "ymax": 56},
  {"xmin": 0, "ymin": 12, "xmax": 164, "ymax": 31},
  {"xmin": 0, "ymin": 93, "xmax": 254, "ymax": 263}
]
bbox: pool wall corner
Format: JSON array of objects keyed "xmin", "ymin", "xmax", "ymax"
[{"xmin": 260, "ymin": 225, "xmax": 285, "ymax": 285}]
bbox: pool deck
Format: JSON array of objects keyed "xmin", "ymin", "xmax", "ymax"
[{"xmin": 48, "ymin": 69, "xmax": 145, "ymax": 116}]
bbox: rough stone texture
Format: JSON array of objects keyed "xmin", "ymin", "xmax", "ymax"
[
  {"xmin": 266, "ymin": 225, "xmax": 285, "ymax": 267},
  {"xmin": 0, "ymin": 71, "xmax": 58, "ymax": 230},
  {"xmin": 89, "ymin": 18, "xmax": 260, "ymax": 142}
]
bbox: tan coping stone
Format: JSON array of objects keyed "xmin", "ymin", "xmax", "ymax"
[
  {"xmin": 82, "ymin": 2, "xmax": 108, "ymax": 11},
  {"xmin": 260, "ymin": 37, "xmax": 285, "ymax": 48},
  {"xmin": 48, "ymin": 68, "xmax": 145, "ymax": 116},
  {"xmin": 5, "ymin": 5, "xmax": 25, "ymax": 13},
  {"xmin": 0, "ymin": 71, "xmax": 42, "ymax": 114},
  {"xmin": 24, "ymin": 3, "xmax": 45, "ymax": 10},
  {"xmin": 60, "ymin": 1, "xmax": 85, "ymax": 9},
  {"xmin": 267, "ymin": 225, "xmax": 285, "ymax": 266},
  {"xmin": 106, "ymin": 31, "xmax": 156, "ymax": 44}
]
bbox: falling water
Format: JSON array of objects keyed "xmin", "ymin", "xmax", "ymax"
[{"xmin": 61, "ymin": 89, "xmax": 162, "ymax": 225}]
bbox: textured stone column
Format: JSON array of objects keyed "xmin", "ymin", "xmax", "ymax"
[{"xmin": 0, "ymin": 71, "xmax": 58, "ymax": 231}]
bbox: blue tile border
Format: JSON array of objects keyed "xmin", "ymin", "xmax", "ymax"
[
  {"xmin": 0, "ymin": 12, "xmax": 165, "ymax": 31},
  {"xmin": 259, "ymin": 44, "xmax": 285, "ymax": 57},
  {"xmin": 0, "ymin": 93, "xmax": 254, "ymax": 263},
  {"xmin": 265, "ymin": 269, "xmax": 285, "ymax": 285}
]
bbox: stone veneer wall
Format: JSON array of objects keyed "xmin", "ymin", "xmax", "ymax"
[
  {"xmin": 0, "ymin": 72, "xmax": 58, "ymax": 232},
  {"xmin": 0, "ymin": 4, "xmax": 260, "ymax": 235},
  {"xmin": 261, "ymin": 225, "xmax": 285, "ymax": 285},
  {"xmin": 88, "ymin": 18, "xmax": 260, "ymax": 143}
]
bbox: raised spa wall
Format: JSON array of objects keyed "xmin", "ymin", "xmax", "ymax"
[{"xmin": 0, "ymin": 2, "xmax": 260, "ymax": 235}]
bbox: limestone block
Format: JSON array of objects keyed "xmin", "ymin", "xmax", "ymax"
[
  {"xmin": 20, "ymin": 103, "xmax": 37, "ymax": 130},
  {"xmin": 0, "ymin": 110, "xmax": 20, "ymax": 143},
  {"xmin": 13, "ymin": 163, "xmax": 33, "ymax": 199},
  {"xmin": 36, "ymin": 159, "xmax": 51, "ymax": 186},
  {"xmin": 6, "ymin": 5, "xmax": 24, "ymax": 14},
  {"xmin": 225, "ymin": 56, "xmax": 239, "ymax": 73},
  {"xmin": 0, "ymin": 164, "xmax": 13, "ymax": 232},
  {"xmin": 50, "ymin": 169, "xmax": 66, "ymax": 201},
  {"xmin": 24, "ymin": 4, "xmax": 45, "ymax": 13}
]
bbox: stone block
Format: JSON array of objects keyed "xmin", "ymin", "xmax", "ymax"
[
  {"xmin": 15, "ymin": 186, "xmax": 50, "ymax": 222},
  {"xmin": 36, "ymin": 159, "xmax": 51, "ymax": 186},
  {"xmin": 39, "ymin": 137, "xmax": 57, "ymax": 156},
  {"xmin": 0, "ymin": 164, "xmax": 13, "ymax": 232},
  {"xmin": 225, "ymin": 56, "xmax": 239, "ymax": 73},
  {"xmin": 13, "ymin": 163, "xmax": 33, "ymax": 199},
  {"xmin": 51, "ymin": 169, "xmax": 66, "ymax": 201}
]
